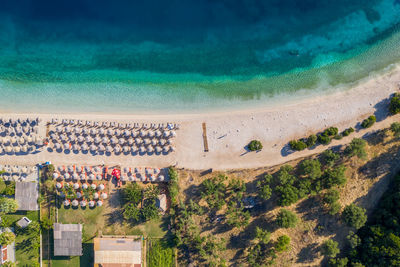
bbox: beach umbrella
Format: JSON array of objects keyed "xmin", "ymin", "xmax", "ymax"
[
  {"xmin": 147, "ymin": 146, "xmax": 154, "ymax": 153},
  {"xmin": 96, "ymin": 174, "xmax": 102, "ymax": 180},
  {"xmin": 94, "ymin": 136, "xmax": 101, "ymax": 144},
  {"xmin": 89, "ymin": 173, "xmax": 95, "ymax": 180},
  {"xmin": 85, "ymin": 166, "xmax": 91, "ymax": 173},
  {"xmin": 64, "ymin": 200, "xmax": 70, "ymax": 206},
  {"xmin": 65, "ymin": 126, "xmax": 71, "ymax": 133},
  {"xmin": 77, "ymin": 136, "xmax": 84, "ymax": 143},
  {"xmin": 5, "ymin": 147, "xmax": 12, "ymax": 153},
  {"xmin": 51, "ymin": 118, "xmax": 58, "ymax": 124},
  {"xmin": 63, "ymin": 143, "xmax": 70, "ymax": 150},
  {"xmin": 89, "ymin": 201, "xmax": 95, "ymax": 208},
  {"xmin": 163, "ymin": 146, "xmax": 169, "ymax": 153},
  {"xmin": 135, "ymin": 138, "xmax": 142, "ymax": 145},
  {"xmin": 98, "ymin": 184, "xmax": 105, "ymax": 190},
  {"xmin": 131, "ymin": 145, "xmax": 138, "ymax": 152},
  {"xmin": 123, "ymin": 146, "xmax": 130, "ymax": 153},
  {"xmin": 94, "ymin": 121, "xmax": 100, "ymax": 127},
  {"xmin": 73, "ymin": 183, "xmax": 79, "ymax": 189},
  {"xmin": 155, "ymin": 130, "xmax": 162, "ymax": 137},
  {"xmin": 73, "ymin": 173, "xmax": 79, "ymax": 180},
  {"xmin": 148, "ymin": 130, "xmax": 154, "ymax": 138},
  {"xmin": 101, "ymin": 192, "xmax": 108, "ymax": 199},
  {"xmin": 82, "ymin": 183, "xmax": 88, "ymax": 189},
  {"xmin": 62, "ymin": 119, "xmax": 68, "ymax": 125},
  {"xmin": 11, "ymin": 137, "xmax": 17, "ymax": 144},
  {"xmin": 98, "ymin": 144, "xmax": 105, "ymax": 152},
  {"xmin": 3, "ymin": 137, "xmax": 10, "ymax": 146},
  {"xmin": 80, "ymin": 174, "xmax": 86, "ymax": 181},
  {"xmin": 64, "ymin": 172, "xmax": 70, "ymax": 179},
  {"xmin": 158, "ymin": 175, "xmax": 165, "ymax": 182},
  {"xmin": 78, "ymin": 120, "xmax": 84, "ymax": 125},
  {"xmin": 11, "ymin": 166, "xmax": 19, "ymax": 173},
  {"xmin": 149, "ymin": 174, "xmax": 156, "ymax": 182},
  {"xmin": 76, "ymin": 192, "xmax": 82, "ymax": 198},
  {"xmin": 94, "ymin": 192, "xmax": 99, "ymax": 199},
  {"xmin": 119, "ymin": 138, "xmax": 125, "ymax": 145},
  {"xmin": 80, "ymin": 200, "xmax": 87, "ymax": 207},
  {"xmin": 21, "ymin": 145, "xmax": 28, "ymax": 153},
  {"xmin": 107, "ymin": 129, "xmax": 113, "ymax": 136},
  {"xmin": 123, "ymin": 130, "xmax": 131, "ymax": 137},
  {"xmin": 129, "ymin": 175, "xmax": 135, "ymax": 181},
  {"xmin": 56, "ymin": 126, "xmax": 63, "ymax": 133},
  {"xmin": 70, "ymin": 119, "xmax": 76, "ymax": 125},
  {"xmin": 23, "ymin": 126, "xmax": 30, "ymax": 134},
  {"xmin": 102, "ymin": 121, "xmax": 108, "ymax": 128},
  {"xmin": 69, "ymin": 135, "xmax": 76, "ymax": 142},
  {"xmin": 139, "ymin": 146, "xmax": 146, "ymax": 153},
  {"xmin": 163, "ymin": 131, "xmax": 170, "ymax": 138},
  {"xmin": 155, "ymin": 146, "xmax": 162, "ymax": 153},
  {"xmin": 143, "ymin": 123, "xmax": 149, "ymax": 129},
  {"xmin": 99, "ymin": 128, "xmax": 105, "ymax": 135},
  {"xmin": 72, "ymin": 200, "xmax": 79, "ymax": 207},
  {"xmin": 19, "ymin": 137, "xmax": 25, "ymax": 144},
  {"xmin": 56, "ymin": 182, "xmax": 62, "ymax": 189},
  {"xmin": 74, "ymin": 127, "xmax": 82, "ymax": 134},
  {"xmin": 94, "ymin": 166, "xmax": 101, "ymax": 172},
  {"xmin": 154, "ymin": 168, "xmax": 160, "ymax": 174},
  {"xmin": 171, "ymin": 130, "xmax": 177, "ymax": 137},
  {"xmin": 64, "ymin": 182, "xmax": 70, "ymax": 188},
  {"xmin": 14, "ymin": 146, "xmax": 21, "ymax": 153},
  {"xmin": 75, "ymin": 166, "xmax": 82, "ymax": 173},
  {"xmin": 144, "ymin": 138, "xmax": 150, "ymax": 145},
  {"xmin": 90, "ymin": 128, "xmax": 97, "ymax": 135},
  {"xmin": 170, "ymin": 146, "xmax": 175, "ymax": 152},
  {"xmin": 115, "ymin": 129, "xmax": 121, "ymax": 136},
  {"xmin": 110, "ymin": 122, "xmax": 116, "ymax": 128},
  {"xmin": 53, "ymin": 172, "xmax": 59, "ymax": 179},
  {"xmin": 131, "ymin": 131, "xmax": 138, "ymax": 137},
  {"xmin": 90, "ymin": 144, "xmax": 97, "ymax": 151},
  {"xmin": 110, "ymin": 137, "xmax": 117, "ymax": 145},
  {"xmin": 82, "ymin": 143, "xmax": 88, "ymax": 151},
  {"xmin": 58, "ymin": 166, "xmax": 64, "ymax": 172},
  {"xmin": 151, "ymin": 139, "xmax": 157, "ymax": 146},
  {"xmin": 68, "ymin": 165, "xmax": 74, "ymax": 172},
  {"xmin": 85, "ymin": 136, "xmax": 92, "ymax": 143},
  {"xmin": 118, "ymin": 123, "xmax": 125, "ymax": 129},
  {"xmin": 82, "ymin": 128, "xmax": 89, "ymax": 135},
  {"xmin": 167, "ymin": 123, "xmax": 174, "ymax": 130},
  {"xmin": 123, "ymin": 167, "xmax": 129, "ymax": 173},
  {"xmin": 102, "ymin": 136, "xmax": 109, "ymax": 144},
  {"xmin": 106, "ymin": 145, "xmax": 113, "ymax": 153},
  {"xmin": 97, "ymin": 200, "xmax": 103, "ymax": 206},
  {"xmin": 73, "ymin": 144, "xmax": 80, "ymax": 151},
  {"xmin": 128, "ymin": 138, "xmax": 134, "ymax": 145},
  {"xmin": 140, "ymin": 175, "xmax": 147, "ymax": 182},
  {"xmin": 114, "ymin": 146, "xmax": 121, "ymax": 153},
  {"xmin": 140, "ymin": 130, "xmax": 146, "ymax": 137},
  {"xmin": 59, "ymin": 134, "xmax": 66, "ymax": 141},
  {"xmin": 86, "ymin": 120, "xmax": 92, "ymax": 127}
]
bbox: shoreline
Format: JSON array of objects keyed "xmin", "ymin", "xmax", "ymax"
[{"xmin": 0, "ymin": 65, "xmax": 400, "ymax": 170}]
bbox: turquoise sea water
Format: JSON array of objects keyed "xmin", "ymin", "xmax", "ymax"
[{"xmin": 1, "ymin": 0, "xmax": 400, "ymax": 114}]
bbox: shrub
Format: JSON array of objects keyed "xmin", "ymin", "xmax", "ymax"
[
  {"xmin": 345, "ymin": 138, "xmax": 367, "ymax": 159},
  {"xmin": 40, "ymin": 216, "xmax": 53, "ymax": 230},
  {"xmin": 0, "ymin": 197, "xmax": 18, "ymax": 214},
  {"xmin": 361, "ymin": 115, "xmax": 376, "ymax": 128},
  {"xmin": 276, "ymin": 209, "xmax": 298, "ymax": 228},
  {"xmin": 323, "ymin": 127, "xmax": 339, "ymax": 136},
  {"xmin": 328, "ymin": 202, "xmax": 341, "ymax": 215},
  {"xmin": 226, "ymin": 202, "xmax": 250, "ymax": 229},
  {"xmin": 390, "ymin": 122, "xmax": 400, "ymax": 137},
  {"xmin": 342, "ymin": 204, "xmax": 367, "ymax": 229},
  {"xmin": 248, "ymin": 140, "xmax": 263, "ymax": 151},
  {"xmin": 3, "ymin": 182, "xmax": 15, "ymax": 196},
  {"xmin": 275, "ymin": 235, "xmax": 291, "ymax": 252},
  {"xmin": 276, "ymin": 185, "xmax": 299, "ymax": 206},
  {"xmin": 389, "ymin": 93, "xmax": 400, "ymax": 115},
  {"xmin": 321, "ymin": 239, "xmax": 340, "ymax": 258},
  {"xmin": 124, "ymin": 203, "xmax": 141, "ymax": 223},
  {"xmin": 323, "ymin": 165, "xmax": 347, "ymax": 188},
  {"xmin": 141, "ymin": 199, "xmax": 160, "ymax": 221},
  {"xmin": 276, "ymin": 165, "xmax": 296, "ymax": 185},
  {"xmin": 321, "ymin": 149, "xmax": 340, "ymax": 167},
  {"xmin": 168, "ymin": 167, "xmax": 179, "ymax": 205},
  {"xmin": 0, "ymin": 232, "xmax": 15, "ymax": 246},
  {"xmin": 318, "ymin": 134, "xmax": 331, "ymax": 145},
  {"xmin": 328, "ymin": 257, "xmax": 349, "ymax": 267},
  {"xmin": 323, "ymin": 189, "xmax": 340, "ymax": 205},
  {"xmin": 257, "ymin": 174, "xmax": 272, "ymax": 200},
  {"xmin": 289, "ymin": 140, "xmax": 307, "ymax": 151},
  {"xmin": 341, "ymin": 127, "xmax": 354, "ymax": 137},
  {"xmin": 306, "ymin": 134, "xmax": 317, "ymax": 147},
  {"xmin": 201, "ymin": 175, "xmax": 227, "ymax": 210},
  {"xmin": 299, "ymin": 159, "xmax": 322, "ymax": 180}
]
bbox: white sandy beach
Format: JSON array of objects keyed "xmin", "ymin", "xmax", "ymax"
[{"xmin": 1, "ymin": 65, "xmax": 400, "ymax": 171}]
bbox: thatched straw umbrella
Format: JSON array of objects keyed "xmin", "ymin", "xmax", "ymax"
[
  {"xmin": 64, "ymin": 200, "xmax": 70, "ymax": 206},
  {"xmin": 64, "ymin": 172, "xmax": 70, "ymax": 179},
  {"xmin": 94, "ymin": 192, "xmax": 99, "ymax": 199},
  {"xmin": 139, "ymin": 146, "xmax": 146, "ymax": 153},
  {"xmin": 101, "ymin": 192, "xmax": 108, "ymax": 199},
  {"xmin": 91, "ymin": 183, "xmax": 97, "ymax": 190},
  {"xmin": 80, "ymin": 200, "xmax": 87, "ymax": 207},
  {"xmin": 140, "ymin": 130, "xmax": 146, "ymax": 137},
  {"xmin": 5, "ymin": 146, "xmax": 12, "ymax": 153},
  {"xmin": 118, "ymin": 138, "xmax": 125, "ymax": 145},
  {"xmin": 89, "ymin": 201, "xmax": 95, "ymax": 208},
  {"xmin": 19, "ymin": 137, "xmax": 25, "ymax": 144},
  {"xmin": 106, "ymin": 145, "xmax": 113, "ymax": 153},
  {"xmin": 82, "ymin": 183, "xmax": 88, "ymax": 190},
  {"xmin": 13, "ymin": 146, "xmax": 20, "ymax": 153},
  {"xmin": 98, "ymin": 184, "xmax": 105, "ymax": 191},
  {"xmin": 72, "ymin": 200, "xmax": 79, "ymax": 207},
  {"xmin": 123, "ymin": 146, "xmax": 130, "ymax": 153},
  {"xmin": 73, "ymin": 183, "xmax": 79, "ymax": 189},
  {"xmin": 94, "ymin": 136, "xmax": 101, "ymax": 144},
  {"xmin": 77, "ymin": 136, "xmax": 84, "ymax": 143},
  {"xmin": 114, "ymin": 146, "xmax": 121, "ymax": 153},
  {"xmin": 63, "ymin": 143, "xmax": 69, "ymax": 150},
  {"xmin": 97, "ymin": 200, "xmax": 103, "ymax": 206}
]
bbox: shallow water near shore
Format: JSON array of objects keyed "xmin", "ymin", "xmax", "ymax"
[{"xmin": 0, "ymin": 0, "xmax": 400, "ymax": 114}]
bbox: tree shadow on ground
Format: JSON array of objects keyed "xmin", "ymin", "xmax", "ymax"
[{"xmin": 296, "ymin": 242, "xmax": 320, "ymax": 263}]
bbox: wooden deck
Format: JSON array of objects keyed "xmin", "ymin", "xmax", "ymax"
[{"xmin": 202, "ymin": 123, "xmax": 209, "ymax": 152}]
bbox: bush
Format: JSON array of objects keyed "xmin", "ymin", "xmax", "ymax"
[
  {"xmin": 289, "ymin": 140, "xmax": 307, "ymax": 151},
  {"xmin": 345, "ymin": 138, "xmax": 367, "ymax": 159},
  {"xmin": 306, "ymin": 134, "xmax": 317, "ymax": 147},
  {"xmin": 328, "ymin": 257, "xmax": 349, "ymax": 267},
  {"xmin": 124, "ymin": 203, "xmax": 141, "ymax": 223},
  {"xmin": 318, "ymin": 134, "xmax": 332, "ymax": 145},
  {"xmin": 3, "ymin": 182, "xmax": 15, "ymax": 196},
  {"xmin": 168, "ymin": 167, "xmax": 179, "ymax": 205},
  {"xmin": 321, "ymin": 149, "xmax": 340, "ymax": 167},
  {"xmin": 122, "ymin": 183, "xmax": 142, "ymax": 206},
  {"xmin": 276, "ymin": 184, "xmax": 299, "ymax": 206},
  {"xmin": 328, "ymin": 202, "xmax": 341, "ymax": 215},
  {"xmin": 323, "ymin": 165, "xmax": 347, "ymax": 188},
  {"xmin": 0, "ymin": 232, "xmax": 15, "ymax": 246},
  {"xmin": 390, "ymin": 122, "xmax": 400, "ymax": 137},
  {"xmin": 257, "ymin": 174, "xmax": 272, "ymax": 200},
  {"xmin": 342, "ymin": 127, "xmax": 355, "ymax": 137},
  {"xmin": 201, "ymin": 175, "xmax": 227, "ymax": 210},
  {"xmin": 323, "ymin": 127, "xmax": 339, "ymax": 137},
  {"xmin": 321, "ymin": 239, "xmax": 340, "ymax": 258},
  {"xmin": 323, "ymin": 189, "xmax": 340, "ymax": 205},
  {"xmin": 276, "ymin": 209, "xmax": 298, "ymax": 228},
  {"xmin": 342, "ymin": 204, "xmax": 367, "ymax": 229},
  {"xmin": 389, "ymin": 93, "xmax": 400, "ymax": 114},
  {"xmin": 361, "ymin": 115, "xmax": 376, "ymax": 128},
  {"xmin": 275, "ymin": 235, "xmax": 291, "ymax": 252},
  {"xmin": 0, "ymin": 197, "xmax": 18, "ymax": 214},
  {"xmin": 248, "ymin": 140, "xmax": 263, "ymax": 151},
  {"xmin": 298, "ymin": 159, "xmax": 322, "ymax": 180}
]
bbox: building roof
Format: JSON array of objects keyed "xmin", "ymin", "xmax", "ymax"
[
  {"xmin": 53, "ymin": 223, "xmax": 82, "ymax": 256},
  {"xmin": 94, "ymin": 237, "xmax": 142, "ymax": 267},
  {"xmin": 16, "ymin": 217, "xmax": 32, "ymax": 228},
  {"xmin": 15, "ymin": 182, "xmax": 39, "ymax": 211},
  {"xmin": 156, "ymin": 194, "xmax": 167, "ymax": 212}
]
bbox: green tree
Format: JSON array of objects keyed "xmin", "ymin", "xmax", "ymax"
[
  {"xmin": 3, "ymin": 182, "xmax": 15, "ymax": 196},
  {"xmin": 201, "ymin": 175, "xmax": 227, "ymax": 210},
  {"xmin": 389, "ymin": 93, "xmax": 400, "ymax": 114},
  {"xmin": 123, "ymin": 203, "xmax": 141, "ymax": 223},
  {"xmin": 45, "ymin": 164, "xmax": 55, "ymax": 180},
  {"xmin": 226, "ymin": 202, "xmax": 250, "ymax": 229},
  {"xmin": 299, "ymin": 159, "xmax": 322, "ymax": 180},
  {"xmin": 276, "ymin": 165, "xmax": 296, "ymax": 185},
  {"xmin": 248, "ymin": 140, "xmax": 263, "ymax": 151},
  {"xmin": 257, "ymin": 174, "xmax": 272, "ymax": 200},
  {"xmin": 341, "ymin": 127, "xmax": 355, "ymax": 137},
  {"xmin": 328, "ymin": 257, "xmax": 348, "ymax": 267},
  {"xmin": 345, "ymin": 138, "xmax": 367, "ymax": 159},
  {"xmin": 0, "ymin": 197, "xmax": 18, "ymax": 214},
  {"xmin": 361, "ymin": 115, "xmax": 376, "ymax": 128},
  {"xmin": 276, "ymin": 209, "xmax": 298, "ymax": 228},
  {"xmin": 276, "ymin": 184, "xmax": 299, "ymax": 206},
  {"xmin": 391, "ymin": 122, "xmax": 400, "ymax": 137},
  {"xmin": 318, "ymin": 134, "xmax": 332, "ymax": 145},
  {"xmin": 321, "ymin": 239, "xmax": 340, "ymax": 258},
  {"xmin": 342, "ymin": 204, "xmax": 367, "ymax": 229},
  {"xmin": 323, "ymin": 189, "xmax": 340, "ymax": 205},
  {"xmin": 0, "ymin": 231, "xmax": 15, "ymax": 246},
  {"xmin": 275, "ymin": 235, "xmax": 291, "ymax": 252},
  {"xmin": 321, "ymin": 149, "xmax": 340, "ymax": 167},
  {"xmin": 141, "ymin": 199, "xmax": 160, "ymax": 221},
  {"xmin": 323, "ymin": 165, "xmax": 347, "ymax": 188},
  {"xmin": 289, "ymin": 140, "xmax": 307, "ymax": 151},
  {"xmin": 306, "ymin": 134, "xmax": 318, "ymax": 147},
  {"xmin": 122, "ymin": 183, "xmax": 142, "ymax": 206},
  {"xmin": 168, "ymin": 167, "xmax": 179, "ymax": 205},
  {"xmin": 328, "ymin": 202, "xmax": 341, "ymax": 215},
  {"xmin": 346, "ymin": 231, "xmax": 361, "ymax": 249},
  {"xmin": 247, "ymin": 227, "xmax": 276, "ymax": 267}
]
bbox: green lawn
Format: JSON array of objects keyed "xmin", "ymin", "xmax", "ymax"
[
  {"xmin": 147, "ymin": 238, "xmax": 175, "ymax": 267},
  {"xmin": 2, "ymin": 210, "xmax": 40, "ymax": 266}
]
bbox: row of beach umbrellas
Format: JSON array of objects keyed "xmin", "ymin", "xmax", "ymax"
[
  {"xmin": 0, "ymin": 145, "xmax": 38, "ymax": 154},
  {"xmin": 0, "ymin": 117, "xmax": 41, "ymax": 127},
  {"xmin": 0, "ymin": 135, "xmax": 43, "ymax": 145},
  {"xmin": 56, "ymin": 182, "xmax": 105, "ymax": 191},
  {"xmin": 63, "ymin": 199, "xmax": 104, "ymax": 207},
  {"xmin": 52, "ymin": 143, "xmax": 175, "ymax": 154},
  {"xmin": 0, "ymin": 125, "xmax": 39, "ymax": 135},
  {"xmin": 51, "ymin": 135, "xmax": 172, "ymax": 146}
]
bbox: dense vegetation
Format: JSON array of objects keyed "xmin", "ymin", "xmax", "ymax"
[
  {"xmin": 248, "ymin": 140, "xmax": 263, "ymax": 151},
  {"xmin": 389, "ymin": 92, "xmax": 400, "ymax": 115},
  {"xmin": 147, "ymin": 239, "xmax": 175, "ymax": 267},
  {"xmin": 361, "ymin": 115, "xmax": 376, "ymax": 128}
]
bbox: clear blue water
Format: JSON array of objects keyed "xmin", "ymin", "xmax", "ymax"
[{"xmin": 1, "ymin": 0, "xmax": 400, "ymax": 113}]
